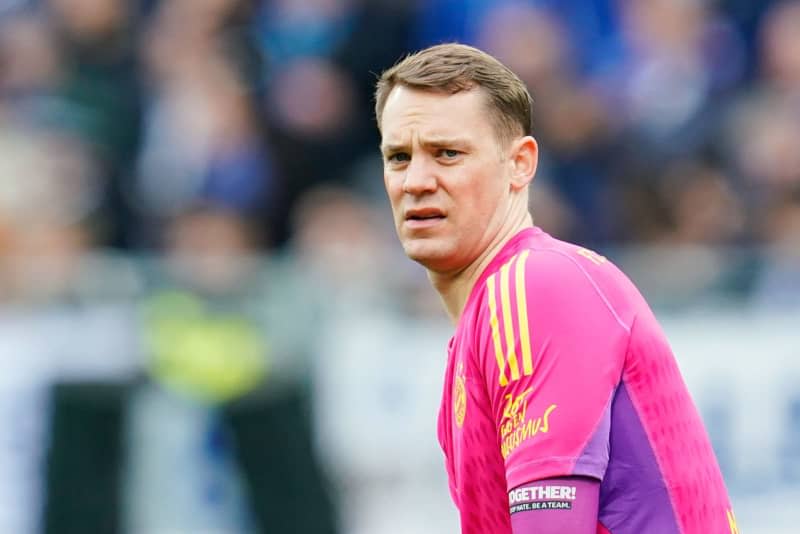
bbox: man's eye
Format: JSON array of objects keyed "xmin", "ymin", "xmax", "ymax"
[
  {"xmin": 439, "ymin": 149, "xmax": 460, "ymax": 159},
  {"xmin": 388, "ymin": 152, "xmax": 410, "ymax": 163}
]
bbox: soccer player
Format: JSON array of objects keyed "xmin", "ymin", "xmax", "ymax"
[{"xmin": 374, "ymin": 43, "xmax": 737, "ymax": 534}]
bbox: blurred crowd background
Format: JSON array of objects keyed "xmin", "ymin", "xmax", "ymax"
[{"xmin": 0, "ymin": 0, "xmax": 798, "ymax": 532}]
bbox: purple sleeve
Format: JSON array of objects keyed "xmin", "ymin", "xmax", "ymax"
[{"xmin": 509, "ymin": 476, "xmax": 599, "ymax": 534}]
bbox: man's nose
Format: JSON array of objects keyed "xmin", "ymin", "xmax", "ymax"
[{"xmin": 403, "ymin": 155, "xmax": 438, "ymax": 195}]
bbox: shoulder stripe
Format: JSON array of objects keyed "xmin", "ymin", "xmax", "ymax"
[
  {"xmin": 727, "ymin": 509, "xmax": 739, "ymax": 534},
  {"xmin": 499, "ymin": 257, "xmax": 521, "ymax": 382},
  {"xmin": 514, "ymin": 250, "xmax": 533, "ymax": 376},
  {"xmin": 486, "ymin": 252, "xmax": 534, "ymax": 386},
  {"xmin": 486, "ymin": 274, "xmax": 509, "ymax": 386}
]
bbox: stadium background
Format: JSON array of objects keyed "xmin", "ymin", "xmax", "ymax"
[{"xmin": 0, "ymin": 0, "xmax": 798, "ymax": 532}]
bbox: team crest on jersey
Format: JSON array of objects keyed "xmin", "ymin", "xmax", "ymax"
[{"xmin": 454, "ymin": 361, "xmax": 467, "ymax": 427}]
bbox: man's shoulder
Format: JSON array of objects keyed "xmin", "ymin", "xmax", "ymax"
[
  {"xmin": 521, "ymin": 234, "xmax": 630, "ymax": 292},
  {"xmin": 475, "ymin": 232, "xmax": 643, "ymax": 330},
  {"xmin": 461, "ymin": 230, "xmax": 646, "ymax": 331}
]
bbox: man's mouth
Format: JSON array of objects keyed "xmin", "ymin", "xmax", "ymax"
[
  {"xmin": 404, "ymin": 209, "xmax": 446, "ymax": 228},
  {"xmin": 405, "ymin": 208, "xmax": 445, "ymax": 221},
  {"xmin": 407, "ymin": 214, "xmax": 445, "ymax": 221}
]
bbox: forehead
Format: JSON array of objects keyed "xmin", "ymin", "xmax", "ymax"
[{"xmin": 380, "ymin": 85, "xmax": 496, "ymax": 144}]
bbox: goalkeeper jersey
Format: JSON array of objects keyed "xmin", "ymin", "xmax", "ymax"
[{"xmin": 437, "ymin": 227, "xmax": 735, "ymax": 534}]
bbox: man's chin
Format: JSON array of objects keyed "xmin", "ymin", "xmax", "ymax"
[{"xmin": 403, "ymin": 242, "xmax": 454, "ymax": 272}]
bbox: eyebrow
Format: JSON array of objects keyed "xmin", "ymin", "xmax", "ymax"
[
  {"xmin": 381, "ymin": 137, "xmax": 473, "ymax": 154},
  {"xmin": 380, "ymin": 142, "xmax": 407, "ymax": 155}
]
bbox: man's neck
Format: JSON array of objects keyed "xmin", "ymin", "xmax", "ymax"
[{"xmin": 429, "ymin": 213, "xmax": 533, "ymax": 324}]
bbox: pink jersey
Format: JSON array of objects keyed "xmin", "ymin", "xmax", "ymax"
[{"xmin": 437, "ymin": 227, "xmax": 736, "ymax": 534}]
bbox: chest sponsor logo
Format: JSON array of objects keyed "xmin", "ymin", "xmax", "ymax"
[
  {"xmin": 500, "ymin": 389, "xmax": 556, "ymax": 459},
  {"xmin": 453, "ymin": 361, "xmax": 467, "ymax": 428}
]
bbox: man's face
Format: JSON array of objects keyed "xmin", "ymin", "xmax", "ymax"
[{"xmin": 380, "ymin": 85, "xmax": 514, "ymax": 273}]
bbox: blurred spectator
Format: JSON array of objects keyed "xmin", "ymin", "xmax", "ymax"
[
  {"xmin": 720, "ymin": 1, "xmax": 800, "ymax": 230},
  {"xmin": 752, "ymin": 191, "xmax": 800, "ymax": 308},
  {"xmin": 41, "ymin": 0, "xmax": 144, "ymax": 248},
  {"xmin": 291, "ymin": 185, "xmax": 453, "ymax": 534},
  {"xmin": 720, "ymin": 0, "xmax": 781, "ymax": 72},
  {"xmin": 0, "ymin": 10, "xmax": 60, "ymax": 120},
  {"xmin": 111, "ymin": 199, "xmax": 336, "ymax": 533},
  {"xmin": 126, "ymin": 198, "xmax": 268, "ymax": 532},
  {"xmin": 411, "ymin": 0, "xmax": 623, "ymax": 75},
  {"xmin": 528, "ymin": 178, "xmax": 579, "ymax": 243},
  {"xmin": 140, "ymin": 197, "xmax": 314, "ymax": 405},
  {"xmin": 131, "ymin": 0, "xmax": 278, "ymax": 249},
  {"xmin": 256, "ymin": 0, "xmax": 413, "ymax": 246},
  {"xmin": 758, "ymin": 0, "xmax": 800, "ymax": 94},
  {"xmin": 475, "ymin": 2, "xmax": 620, "ymax": 244},
  {"xmin": 605, "ymin": 0, "xmax": 745, "ymax": 161},
  {"xmin": 290, "ymin": 184, "xmax": 399, "ymax": 310},
  {"xmin": 0, "ymin": 128, "xmax": 106, "ymax": 302},
  {"xmin": 659, "ymin": 162, "xmax": 746, "ymax": 246},
  {"xmin": 725, "ymin": 92, "xmax": 800, "ymax": 192},
  {"xmin": 0, "ymin": 129, "xmax": 140, "ymax": 534},
  {"xmin": 614, "ymin": 160, "xmax": 752, "ymax": 307}
]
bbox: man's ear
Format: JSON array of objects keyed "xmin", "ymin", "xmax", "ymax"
[{"xmin": 508, "ymin": 136, "xmax": 538, "ymax": 191}]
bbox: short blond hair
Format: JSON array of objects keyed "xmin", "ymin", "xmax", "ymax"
[{"xmin": 374, "ymin": 43, "xmax": 533, "ymax": 146}]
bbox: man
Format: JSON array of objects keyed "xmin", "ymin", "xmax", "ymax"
[{"xmin": 374, "ymin": 43, "xmax": 736, "ymax": 534}]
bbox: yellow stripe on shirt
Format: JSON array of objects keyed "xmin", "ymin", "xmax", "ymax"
[
  {"xmin": 500, "ymin": 257, "xmax": 520, "ymax": 382},
  {"xmin": 486, "ymin": 274, "xmax": 508, "ymax": 386},
  {"xmin": 514, "ymin": 250, "xmax": 533, "ymax": 376}
]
